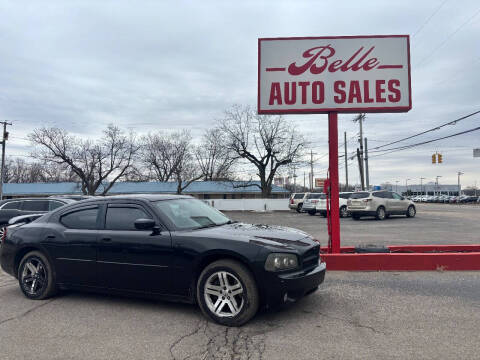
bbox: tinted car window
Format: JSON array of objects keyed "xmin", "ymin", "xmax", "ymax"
[
  {"xmin": 294, "ymin": 194, "xmax": 305, "ymax": 199},
  {"xmin": 105, "ymin": 206, "xmax": 152, "ymax": 231},
  {"xmin": 49, "ymin": 200, "xmax": 65, "ymax": 211},
  {"xmin": 350, "ymin": 192, "xmax": 370, "ymax": 199},
  {"xmin": 1, "ymin": 201, "xmax": 21, "ymax": 210},
  {"xmin": 339, "ymin": 193, "xmax": 352, "ymax": 199},
  {"xmin": 23, "ymin": 200, "xmax": 49, "ymax": 212},
  {"xmin": 373, "ymin": 192, "xmax": 384, "ymax": 198},
  {"xmin": 61, "ymin": 208, "xmax": 98, "ymax": 229}
]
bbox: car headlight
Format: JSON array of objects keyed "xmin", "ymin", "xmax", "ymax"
[{"xmin": 264, "ymin": 253, "xmax": 299, "ymax": 272}]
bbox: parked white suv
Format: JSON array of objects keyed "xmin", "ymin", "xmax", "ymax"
[
  {"xmin": 309, "ymin": 192, "xmax": 353, "ymax": 218},
  {"xmin": 302, "ymin": 193, "xmax": 326, "ymax": 214},
  {"xmin": 347, "ymin": 190, "xmax": 416, "ymax": 220},
  {"xmin": 289, "ymin": 193, "xmax": 309, "ymax": 212}
]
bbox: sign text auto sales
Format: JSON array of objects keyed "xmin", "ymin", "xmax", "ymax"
[{"xmin": 258, "ymin": 36, "xmax": 411, "ymax": 114}]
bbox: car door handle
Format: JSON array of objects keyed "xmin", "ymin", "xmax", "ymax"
[
  {"xmin": 46, "ymin": 235, "xmax": 55, "ymax": 239},
  {"xmin": 101, "ymin": 238, "xmax": 112, "ymax": 242}
]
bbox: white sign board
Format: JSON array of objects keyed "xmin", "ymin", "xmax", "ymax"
[
  {"xmin": 474, "ymin": 148, "xmax": 480, "ymax": 158},
  {"xmin": 258, "ymin": 35, "xmax": 411, "ymax": 114}
]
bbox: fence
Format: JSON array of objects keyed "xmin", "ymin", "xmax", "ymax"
[{"xmin": 205, "ymin": 198, "xmax": 289, "ymax": 211}]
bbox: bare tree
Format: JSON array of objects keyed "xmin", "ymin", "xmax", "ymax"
[
  {"xmin": 2, "ymin": 158, "xmax": 79, "ymax": 183},
  {"xmin": 218, "ymin": 105, "xmax": 305, "ymax": 197},
  {"xmin": 29, "ymin": 125, "xmax": 138, "ymax": 195},
  {"xmin": 196, "ymin": 128, "xmax": 236, "ymax": 181},
  {"xmin": 141, "ymin": 130, "xmax": 202, "ymax": 194}
]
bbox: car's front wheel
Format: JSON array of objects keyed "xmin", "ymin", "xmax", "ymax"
[
  {"xmin": 296, "ymin": 204, "xmax": 303, "ymax": 213},
  {"xmin": 308, "ymin": 210, "xmax": 316, "ymax": 216},
  {"xmin": 18, "ymin": 251, "xmax": 56, "ymax": 300},
  {"xmin": 197, "ymin": 259, "xmax": 259, "ymax": 326},
  {"xmin": 406, "ymin": 205, "xmax": 416, "ymax": 218}
]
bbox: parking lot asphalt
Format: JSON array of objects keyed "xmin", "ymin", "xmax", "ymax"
[
  {"xmin": 227, "ymin": 203, "xmax": 480, "ymax": 247},
  {"xmin": 1, "ymin": 204, "xmax": 479, "ymax": 359}
]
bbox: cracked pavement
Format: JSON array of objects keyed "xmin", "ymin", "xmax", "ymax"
[{"xmin": 1, "ymin": 268, "xmax": 479, "ymax": 359}]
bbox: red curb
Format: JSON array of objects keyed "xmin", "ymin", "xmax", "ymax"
[{"xmin": 319, "ymin": 245, "xmax": 480, "ymax": 271}]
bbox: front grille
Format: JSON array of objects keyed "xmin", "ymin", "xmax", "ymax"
[{"xmin": 302, "ymin": 244, "xmax": 320, "ymax": 269}]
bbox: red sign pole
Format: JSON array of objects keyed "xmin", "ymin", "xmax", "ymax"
[{"xmin": 328, "ymin": 112, "xmax": 341, "ymax": 253}]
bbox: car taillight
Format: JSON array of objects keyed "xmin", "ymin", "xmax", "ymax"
[
  {"xmin": 290, "ymin": 198, "xmax": 294, "ymax": 204},
  {"xmin": 312, "ymin": 200, "xmax": 319, "ymax": 203},
  {"xmin": 362, "ymin": 199, "xmax": 372, "ymax": 203}
]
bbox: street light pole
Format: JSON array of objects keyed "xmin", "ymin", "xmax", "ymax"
[
  {"xmin": 420, "ymin": 177, "xmax": 426, "ymax": 196},
  {"xmin": 457, "ymin": 171, "xmax": 464, "ymax": 196},
  {"xmin": 405, "ymin": 178, "xmax": 411, "ymax": 196},
  {"xmin": 435, "ymin": 176, "xmax": 442, "ymax": 196},
  {"xmin": 395, "ymin": 180, "xmax": 399, "ymax": 193}
]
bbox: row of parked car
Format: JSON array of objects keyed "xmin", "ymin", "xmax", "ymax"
[
  {"xmin": 410, "ymin": 194, "xmax": 480, "ymax": 204},
  {"xmin": 289, "ymin": 190, "xmax": 417, "ymax": 220}
]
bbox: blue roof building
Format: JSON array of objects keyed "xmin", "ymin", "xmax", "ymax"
[{"xmin": 3, "ymin": 181, "xmax": 289, "ymax": 199}]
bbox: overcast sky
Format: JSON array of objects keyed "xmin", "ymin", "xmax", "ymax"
[{"xmin": 0, "ymin": 0, "xmax": 479, "ymax": 187}]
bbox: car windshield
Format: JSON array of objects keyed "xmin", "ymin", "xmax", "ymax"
[
  {"xmin": 350, "ymin": 192, "xmax": 370, "ymax": 199},
  {"xmin": 153, "ymin": 198, "xmax": 231, "ymax": 230}
]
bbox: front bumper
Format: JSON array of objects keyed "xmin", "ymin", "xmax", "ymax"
[{"xmin": 261, "ymin": 261, "xmax": 326, "ymax": 308}]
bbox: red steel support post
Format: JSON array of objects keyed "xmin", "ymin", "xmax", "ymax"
[{"xmin": 328, "ymin": 112, "xmax": 341, "ymax": 253}]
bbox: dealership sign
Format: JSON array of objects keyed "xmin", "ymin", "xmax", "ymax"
[{"xmin": 258, "ymin": 35, "xmax": 411, "ymax": 114}]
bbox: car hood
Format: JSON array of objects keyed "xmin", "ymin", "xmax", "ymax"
[{"xmin": 190, "ymin": 222, "xmax": 317, "ymax": 251}]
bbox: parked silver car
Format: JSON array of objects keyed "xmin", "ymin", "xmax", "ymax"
[{"xmin": 347, "ymin": 190, "xmax": 416, "ymax": 220}]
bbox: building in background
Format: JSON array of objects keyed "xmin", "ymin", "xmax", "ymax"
[{"xmin": 2, "ymin": 181, "xmax": 290, "ymax": 199}]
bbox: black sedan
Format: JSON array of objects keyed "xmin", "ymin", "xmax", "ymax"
[{"xmin": 0, "ymin": 195, "xmax": 325, "ymax": 326}]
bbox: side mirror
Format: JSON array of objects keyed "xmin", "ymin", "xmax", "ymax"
[{"xmin": 134, "ymin": 218, "xmax": 156, "ymax": 230}]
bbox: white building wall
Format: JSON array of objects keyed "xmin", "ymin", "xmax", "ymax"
[{"xmin": 205, "ymin": 199, "xmax": 289, "ymax": 211}]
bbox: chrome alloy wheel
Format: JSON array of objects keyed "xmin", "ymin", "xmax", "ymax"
[
  {"xmin": 21, "ymin": 257, "xmax": 47, "ymax": 296},
  {"xmin": 204, "ymin": 271, "xmax": 244, "ymax": 318}
]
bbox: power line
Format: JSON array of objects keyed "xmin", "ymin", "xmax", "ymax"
[
  {"xmin": 370, "ymin": 110, "xmax": 480, "ymax": 151},
  {"xmin": 369, "ymin": 125, "xmax": 480, "ymax": 157},
  {"xmin": 416, "ymin": 6, "xmax": 480, "ymax": 67},
  {"xmin": 413, "ymin": 0, "xmax": 449, "ymax": 38}
]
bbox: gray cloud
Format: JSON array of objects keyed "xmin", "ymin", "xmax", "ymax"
[{"xmin": 0, "ymin": 0, "xmax": 479, "ymax": 186}]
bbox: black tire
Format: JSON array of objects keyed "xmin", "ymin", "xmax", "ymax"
[
  {"xmin": 352, "ymin": 214, "xmax": 360, "ymax": 220},
  {"xmin": 197, "ymin": 259, "xmax": 259, "ymax": 327},
  {"xmin": 296, "ymin": 203, "xmax": 303, "ymax": 213},
  {"xmin": 406, "ymin": 205, "xmax": 416, "ymax": 218},
  {"xmin": 308, "ymin": 210, "xmax": 316, "ymax": 216},
  {"xmin": 339, "ymin": 206, "xmax": 348, "ymax": 218},
  {"xmin": 375, "ymin": 206, "xmax": 386, "ymax": 220},
  {"xmin": 321, "ymin": 212, "xmax": 327, "ymax": 218},
  {"xmin": 18, "ymin": 251, "xmax": 57, "ymax": 300}
]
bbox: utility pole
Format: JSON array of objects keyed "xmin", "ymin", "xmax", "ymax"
[
  {"xmin": 0, "ymin": 121, "xmax": 12, "ymax": 200},
  {"xmin": 344, "ymin": 131, "xmax": 348, "ymax": 190},
  {"xmin": 353, "ymin": 114, "xmax": 365, "ymax": 190},
  {"xmin": 364, "ymin": 137, "xmax": 369, "ymax": 190},
  {"xmin": 303, "ymin": 172, "xmax": 306, "ymax": 189},
  {"xmin": 309, "ymin": 150, "xmax": 315, "ymax": 191},
  {"xmin": 395, "ymin": 180, "xmax": 399, "ymax": 193},
  {"xmin": 435, "ymin": 175, "xmax": 442, "ymax": 196},
  {"xmin": 457, "ymin": 171, "xmax": 464, "ymax": 196},
  {"xmin": 356, "ymin": 148, "xmax": 365, "ymax": 190},
  {"xmin": 405, "ymin": 178, "xmax": 411, "ymax": 196}
]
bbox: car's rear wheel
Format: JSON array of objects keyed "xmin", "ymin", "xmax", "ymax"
[
  {"xmin": 296, "ymin": 204, "xmax": 303, "ymax": 213},
  {"xmin": 340, "ymin": 206, "xmax": 348, "ymax": 218},
  {"xmin": 18, "ymin": 251, "xmax": 56, "ymax": 300},
  {"xmin": 352, "ymin": 214, "xmax": 360, "ymax": 220},
  {"xmin": 406, "ymin": 205, "xmax": 416, "ymax": 218},
  {"xmin": 197, "ymin": 259, "xmax": 259, "ymax": 326},
  {"xmin": 308, "ymin": 210, "xmax": 316, "ymax": 216},
  {"xmin": 375, "ymin": 206, "xmax": 386, "ymax": 220}
]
